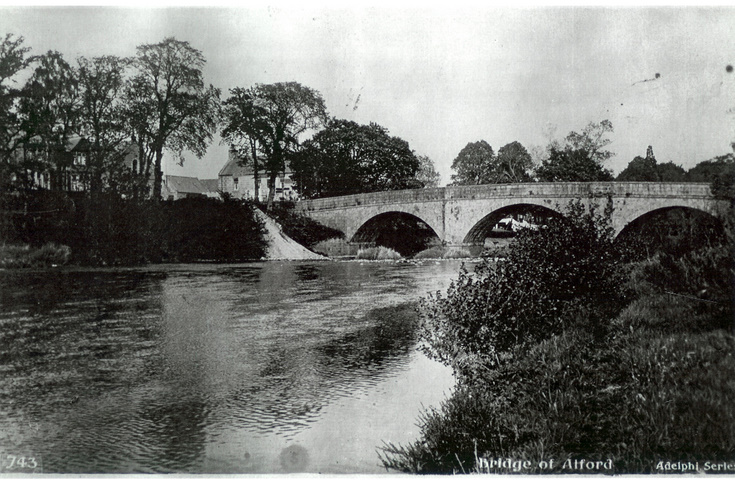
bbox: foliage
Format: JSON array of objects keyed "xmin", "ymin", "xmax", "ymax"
[
  {"xmin": 355, "ymin": 246, "xmax": 402, "ymax": 260},
  {"xmin": 161, "ymin": 197, "xmax": 267, "ymax": 262},
  {"xmin": 657, "ymin": 161, "xmax": 687, "ymax": 181},
  {"xmin": 124, "ymin": 37, "xmax": 221, "ymax": 199},
  {"xmin": 418, "ymin": 198, "xmax": 627, "ymax": 377},
  {"xmin": 76, "ymin": 55, "xmax": 133, "ymax": 194},
  {"xmin": 0, "ymin": 191, "xmax": 268, "ymax": 265},
  {"xmin": 0, "ymin": 34, "xmax": 33, "ymax": 186},
  {"xmin": 414, "ymin": 154, "xmax": 441, "ymax": 188},
  {"xmin": 495, "ymin": 141, "xmax": 533, "ymax": 182},
  {"xmin": 563, "ymin": 119, "xmax": 615, "ymax": 164},
  {"xmin": 291, "ymin": 118, "xmax": 419, "ymax": 198},
  {"xmin": 264, "ymin": 201, "xmax": 344, "ymax": 249},
  {"xmin": 381, "ymin": 199, "xmax": 735, "ymax": 475},
  {"xmin": 616, "ymin": 207, "xmax": 726, "ymax": 258},
  {"xmin": 382, "ymin": 322, "xmax": 735, "ymax": 474},
  {"xmin": 617, "ymin": 146, "xmax": 687, "ymax": 182},
  {"xmin": 0, "ymin": 242, "xmax": 71, "ymax": 268},
  {"xmin": 617, "ymin": 155, "xmax": 658, "ymax": 181},
  {"xmin": 16, "ymin": 50, "xmax": 80, "ymax": 189},
  {"xmin": 687, "ymin": 153, "xmax": 735, "ymax": 201},
  {"xmin": 221, "ymin": 82, "xmax": 328, "ymax": 208},
  {"xmin": 450, "ymin": 140, "xmax": 495, "ymax": 185},
  {"xmin": 536, "ymin": 146, "xmax": 614, "ymax": 182},
  {"xmin": 534, "ymin": 120, "xmax": 615, "ymax": 182}
]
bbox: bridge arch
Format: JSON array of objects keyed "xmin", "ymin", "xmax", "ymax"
[
  {"xmin": 462, "ymin": 203, "xmax": 563, "ymax": 244},
  {"xmin": 352, "ymin": 211, "xmax": 441, "ymax": 256},
  {"xmin": 615, "ymin": 205, "xmax": 726, "ymax": 252}
]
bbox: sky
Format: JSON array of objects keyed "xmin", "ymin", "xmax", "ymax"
[{"xmin": 1, "ymin": 5, "xmax": 734, "ymax": 184}]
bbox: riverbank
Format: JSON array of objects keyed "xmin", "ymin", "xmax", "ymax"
[
  {"xmin": 380, "ymin": 203, "xmax": 735, "ymax": 474},
  {"xmin": 1, "ymin": 191, "xmax": 348, "ymax": 266}
]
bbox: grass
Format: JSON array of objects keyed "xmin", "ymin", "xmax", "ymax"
[
  {"xmin": 0, "ymin": 243, "xmax": 72, "ymax": 269},
  {"xmin": 380, "ymin": 243, "xmax": 735, "ymax": 474}
]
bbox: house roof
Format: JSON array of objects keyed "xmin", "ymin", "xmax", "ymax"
[
  {"xmin": 218, "ymin": 157, "xmax": 253, "ymax": 177},
  {"xmin": 164, "ymin": 175, "xmax": 211, "ymax": 195},
  {"xmin": 200, "ymin": 179, "xmax": 219, "ymax": 192},
  {"xmin": 218, "ymin": 156, "xmax": 293, "ymax": 177}
]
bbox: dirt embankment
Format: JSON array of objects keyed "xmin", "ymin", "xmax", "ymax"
[{"xmin": 254, "ymin": 209, "xmax": 327, "ymax": 261}]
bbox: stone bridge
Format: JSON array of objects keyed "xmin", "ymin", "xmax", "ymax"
[{"xmin": 295, "ymin": 182, "xmax": 727, "ymax": 245}]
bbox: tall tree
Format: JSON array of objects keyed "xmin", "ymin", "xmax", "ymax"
[
  {"xmin": 536, "ymin": 147, "xmax": 614, "ymax": 182},
  {"xmin": 77, "ymin": 55, "xmax": 131, "ymax": 194},
  {"xmin": 17, "ymin": 50, "xmax": 80, "ymax": 190},
  {"xmin": 414, "ymin": 154, "xmax": 441, "ymax": 188},
  {"xmin": 291, "ymin": 118, "xmax": 419, "ymax": 198},
  {"xmin": 495, "ymin": 141, "xmax": 533, "ymax": 183},
  {"xmin": 222, "ymin": 82, "xmax": 327, "ymax": 208},
  {"xmin": 0, "ymin": 34, "xmax": 33, "ymax": 187},
  {"xmin": 221, "ymin": 86, "xmax": 270, "ymax": 202},
  {"xmin": 617, "ymin": 146, "xmax": 658, "ymax": 181},
  {"xmin": 535, "ymin": 120, "xmax": 616, "ymax": 182},
  {"xmin": 124, "ymin": 37, "xmax": 220, "ymax": 199},
  {"xmin": 564, "ymin": 119, "xmax": 615, "ymax": 164},
  {"xmin": 450, "ymin": 140, "xmax": 495, "ymax": 185}
]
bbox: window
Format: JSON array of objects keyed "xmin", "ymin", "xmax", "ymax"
[
  {"xmin": 73, "ymin": 153, "xmax": 87, "ymax": 166},
  {"xmin": 233, "ymin": 177, "xmax": 239, "ymax": 191}
]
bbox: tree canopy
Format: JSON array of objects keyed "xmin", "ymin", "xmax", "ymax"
[
  {"xmin": 450, "ymin": 140, "xmax": 495, "ymax": 185},
  {"xmin": 535, "ymin": 120, "xmax": 615, "ymax": 182},
  {"xmin": 536, "ymin": 147, "xmax": 614, "ymax": 182},
  {"xmin": 76, "ymin": 55, "xmax": 132, "ymax": 194},
  {"xmin": 0, "ymin": 34, "xmax": 33, "ymax": 186},
  {"xmin": 495, "ymin": 141, "xmax": 533, "ymax": 183},
  {"xmin": 617, "ymin": 146, "xmax": 687, "ymax": 182},
  {"xmin": 291, "ymin": 118, "xmax": 419, "ymax": 198},
  {"xmin": 124, "ymin": 37, "xmax": 221, "ymax": 200},
  {"xmin": 221, "ymin": 82, "xmax": 327, "ymax": 208},
  {"xmin": 414, "ymin": 154, "xmax": 441, "ymax": 188}
]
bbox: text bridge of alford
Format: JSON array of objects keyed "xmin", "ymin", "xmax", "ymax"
[{"xmin": 295, "ymin": 182, "xmax": 728, "ymax": 245}]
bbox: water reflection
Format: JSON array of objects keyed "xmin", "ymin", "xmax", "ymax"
[{"xmin": 0, "ymin": 261, "xmax": 461, "ymax": 473}]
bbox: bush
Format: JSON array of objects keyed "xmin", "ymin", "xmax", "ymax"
[
  {"xmin": 355, "ymin": 246, "xmax": 402, "ymax": 260},
  {"xmin": 418, "ymin": 199, "xmax": 628, "ymax": 377},
  {"xmin": 265, "ymin": 202, "xmax": 344, "ymax": 248},
  {"xmin": 0, "ymin": 191, "xmax": 270, "ymax": 266},
  {"xmin": 381, "ymin": 201, "xmax": 735, "ymax": 475},
  {"xmin": 0, "ymin": 243, "xmax": 71, "ymax": 268}
]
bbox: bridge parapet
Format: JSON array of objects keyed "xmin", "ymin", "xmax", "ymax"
[
  {"xmin": 298, "ymin": 187, "xmax": 445, "ymax": 211},
  {"xmin": 298, "ymin": 182, "xmax": 715, "ymax": 212}
]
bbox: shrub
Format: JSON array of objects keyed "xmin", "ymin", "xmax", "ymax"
[
  {"xmin": 355, "ymin": 246, "xmax": 402, "ymax": 260},
  {"xmin": 418, "ymin": 198, "xmax": 628, "ymax": 377},
  {"xmin": 265, "ymin": 202, "xmax": 344, "ymax": 248},
  {"xmin": 0, "ymin": 243, "xmax": 71, "ymax": 268}
]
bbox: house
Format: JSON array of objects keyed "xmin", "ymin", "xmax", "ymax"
[
  {"xmin": 218, "ymin": 150, "xmax": 298, "ymax": 202},
  {"xmin": 9, "ymin": 135, "xmax": 138, "ymax": 193},
  {"xmin": 161, "ymin": 175, "xmax": 219, "ymax": 201}
]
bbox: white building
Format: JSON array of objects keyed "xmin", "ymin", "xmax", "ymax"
[{"xmin": 218, "ymin": 151, "xmax": 297, "ymax": 202}]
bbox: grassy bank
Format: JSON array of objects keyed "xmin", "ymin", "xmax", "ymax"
[
  {"xmin": 0, "ymin": 243, "xmax": 71, "ymax": 268},
  {"xmin": 380, "ymin": 201, "xmax": 734, "ymax": 474}
]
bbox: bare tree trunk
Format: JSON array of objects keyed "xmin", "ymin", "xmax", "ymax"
[
  {"xmin": 266, "ymin": 171, "xmax": 276, "ymax": 211},
  {"xmin": 153, "ymin": 149, "xmax": 163, "ymax": 200}
]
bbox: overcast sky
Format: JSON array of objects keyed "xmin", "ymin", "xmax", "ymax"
[{"xmin": 2, "ymin": 6, "xmax": 734, "ymax": 184}]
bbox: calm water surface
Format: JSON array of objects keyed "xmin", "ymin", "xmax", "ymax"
[{"xmin": 0, "ymin": 260, "xmax": 465, "ymax": 473}]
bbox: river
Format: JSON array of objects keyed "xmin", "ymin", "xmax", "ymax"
[{"xmin": 0, "ymin": 260, "xmax": 466, "ymax": 474}]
